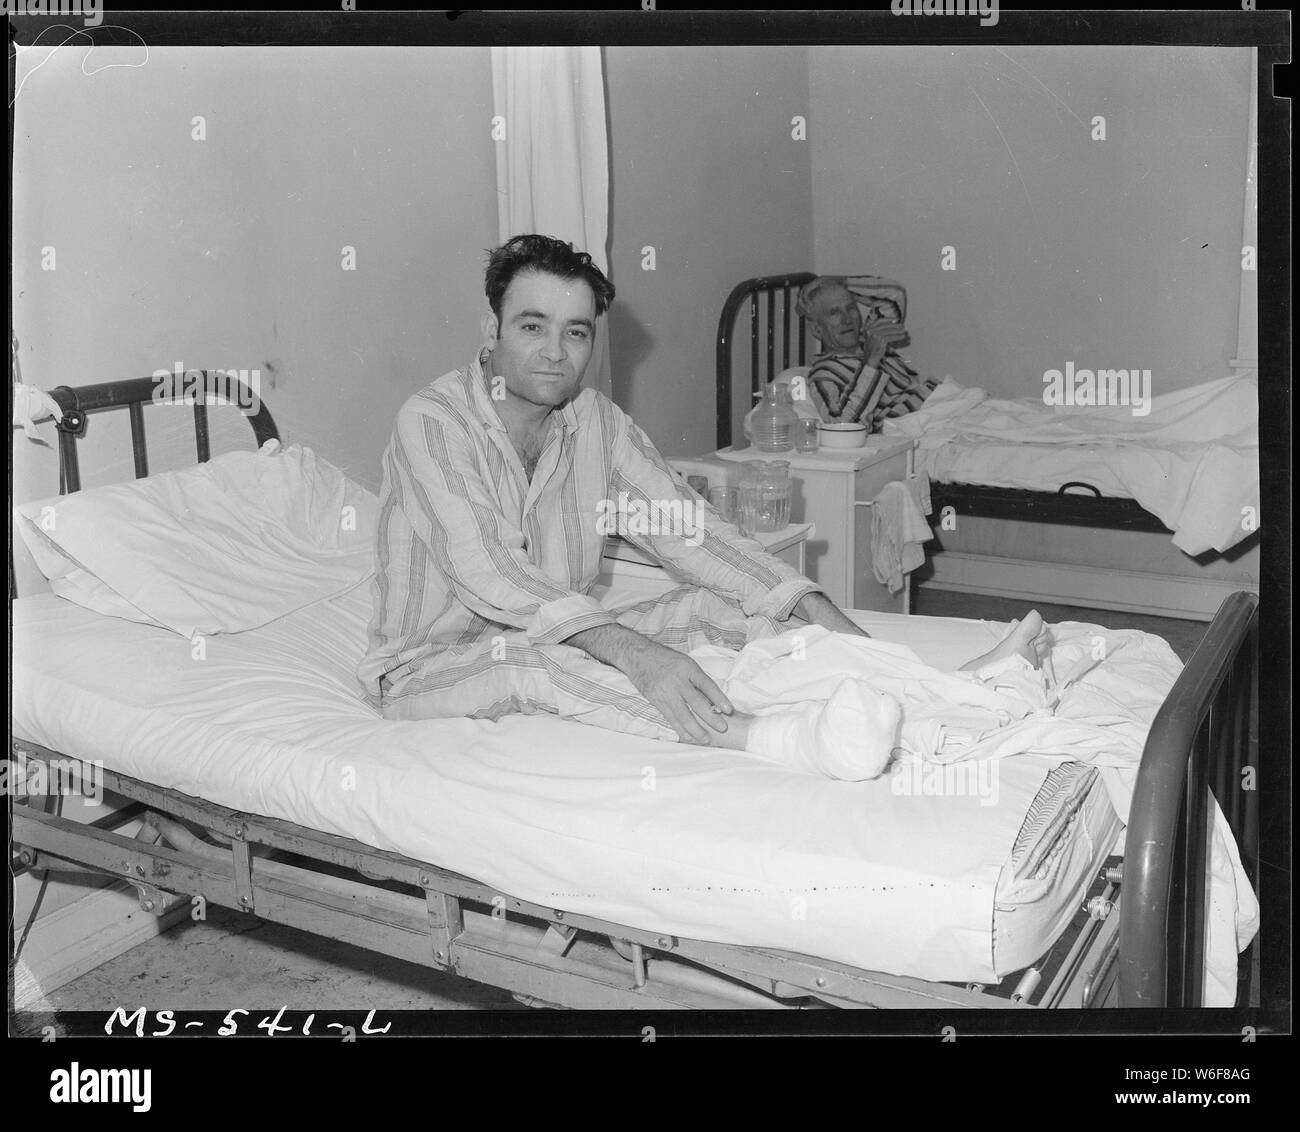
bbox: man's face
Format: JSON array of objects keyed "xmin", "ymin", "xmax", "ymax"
[
  {"xmin": 484, "ymin": 270, "xmax": 596, "ymax": 412},
  {"xmin": 809, "ymin": 285, "xmax": 862, "ymax": 352}
]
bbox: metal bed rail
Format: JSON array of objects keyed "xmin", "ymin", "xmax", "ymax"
[
  {"xmin": 47, "ymin": 372, "xmax": 279, "ymax": 493},
  {"xmin": 715, "ymin": 272, "xmax": 815, "ymax": 450},
  {"xmin": 928, "ymin": 481, "xmax": 1175, "ymax": 534},
  {"xmin": 1119, "ymin": 590, "xmax": 1260, "ymax": 1006}
]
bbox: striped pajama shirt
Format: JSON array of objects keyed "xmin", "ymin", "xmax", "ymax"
[
  {"xmin": 807, "ymin": 327, "xmax": 938, "ymax": 431},
  {"xmin": 357, "ymin": 351, "xmax": 824, "ymax": 740}
]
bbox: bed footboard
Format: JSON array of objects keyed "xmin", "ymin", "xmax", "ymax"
[{"xmin": 1119, "ymin": 590, "xmax": 1260, "ymax": 1006}]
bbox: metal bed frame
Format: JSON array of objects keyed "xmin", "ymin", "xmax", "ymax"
[
  {"xmin": 10, "ymin": 373, "xmax": 1260, "ymax": 1009},
  {"xmin": 715, "ymin": 273, "xmax": 1174, "ymax": 532}
]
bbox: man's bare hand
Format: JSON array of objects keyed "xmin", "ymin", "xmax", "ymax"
[
  {"xmin": 565, "ymin": 624, "xmax": 735, "ymax": 745},
  {"xmin": 621, "ymin": 641, "xmax": 736, "ymax": 745}
]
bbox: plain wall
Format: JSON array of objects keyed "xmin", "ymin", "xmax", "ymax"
[
  {"xmin": 13, "ymin": 44, "xmax": 1256, "ymax": 519},
  {"xmin": 13, "ymin": 45, "xmax": 498, "ymax": 499},
  {"xmin": 604, "ymin": 46, "xmax": 814, "ymax": 458},
  {"xmin": 808, "ymin": 46, "xmax": 1254, "ymax": 400}
]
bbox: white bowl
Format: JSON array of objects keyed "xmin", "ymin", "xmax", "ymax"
[{"xmin": 818, "ymin": 422, "xmax": 868, "ymax": 449}]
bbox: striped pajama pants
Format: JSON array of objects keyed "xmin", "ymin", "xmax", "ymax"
[{"xmin": 380, "ymin": 585, "xmax": 787, "ymax": 741}]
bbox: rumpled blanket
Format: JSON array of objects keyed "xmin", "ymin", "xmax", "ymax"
[{"xmin": 692, "ymin": 621, "xmax": 1259, "ymax": 1006}]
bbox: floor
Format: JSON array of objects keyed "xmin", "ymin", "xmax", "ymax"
[
  {"xmin": 34, "ymin": 587, "xmax": 1208, "ymax": 1013},
  {"xmin": 36, "ymin": 903, "xmax": 522, "ymax": 1012}
]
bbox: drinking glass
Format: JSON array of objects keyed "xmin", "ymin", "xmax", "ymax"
[
  {"xmin": 708, "ymin": 485, "xmax": 739, "ymax": 526},
  {"xmin": 763, "ymin": 461, "xmax": 792, "ymax": 529},
  {"xmin": 795, "ymin": 416, "xmax": 821, "ymax": 453}
]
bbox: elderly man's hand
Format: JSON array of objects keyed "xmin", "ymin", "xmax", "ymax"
[{"xmin": 863, "ymin": 323, "xmax": 908, "ymax": 366}]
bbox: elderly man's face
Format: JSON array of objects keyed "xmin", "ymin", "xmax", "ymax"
[
  {"xmin": 809, "ymin": 286, "xmax": 863, "ymax": 352},
  {"xmin": 485, "ymin": 270, "xmax": 596, "ymax": 412}
]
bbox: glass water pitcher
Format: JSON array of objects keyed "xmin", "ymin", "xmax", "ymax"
[{"xmin": 748, "ymin": 383, "xmax": 798, "ymax": 454}]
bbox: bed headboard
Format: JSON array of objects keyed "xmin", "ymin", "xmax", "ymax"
[
  {"xmin": 46, "ymin": 372, "xmax": 279, "ymax": 494},
  {"xmin": 715, "ymin": 272, "xmax": 816, "ymax": 450},
  {"xmin": 10, "ymin": 373, "xmax": 279, "ymax": 599}
]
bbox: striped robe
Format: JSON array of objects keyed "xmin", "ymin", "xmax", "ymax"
[
  {"xmin": 357, "ymin": 350, "xmax": 823, "ymax": 738},
  {"xmin": 807, "ymin": 322, "xmax": 938, "ymax": 432}
]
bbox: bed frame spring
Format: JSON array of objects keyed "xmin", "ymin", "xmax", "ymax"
[{"xmin": 1085, "ymin": 896, "xmax": 1114, "ymax": 921}]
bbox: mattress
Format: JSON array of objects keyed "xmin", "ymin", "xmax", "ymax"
[{"xmin": 11, "ymin": 587, "xmax": 1121, "ymax": 985}]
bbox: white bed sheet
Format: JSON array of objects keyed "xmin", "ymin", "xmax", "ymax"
[
  {"xmin": 12, "ymin": 588, "xmax": 1124, "ymax": 985},
  {"xmin": 882, "ymin": 374, "xmax": 1259, "ymax": 556}
]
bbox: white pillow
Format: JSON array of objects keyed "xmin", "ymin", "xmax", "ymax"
[{"xmin": 14, "ymin": 441, "xmax": 378, "ymax": 637}]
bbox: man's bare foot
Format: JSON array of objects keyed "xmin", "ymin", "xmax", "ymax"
[{"xmin": 959, "ymin": 610, "xmax": 1046, "ymax": 672}]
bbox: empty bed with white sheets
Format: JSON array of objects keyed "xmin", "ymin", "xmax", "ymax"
[{"xmin": 881, "ymin": 372, "xmax": 1261, "ymax": 557}]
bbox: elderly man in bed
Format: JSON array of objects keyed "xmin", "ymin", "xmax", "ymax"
[
  {"xmin": 359, "ymin": 234, "xmax": 1044, "ymax": 780},
  {"xmin": 794, "ymin": 275, "xmax": 939, "ymax": 430}
]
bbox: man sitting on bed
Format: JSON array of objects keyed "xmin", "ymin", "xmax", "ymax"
[
  {"xmin": 795, "ymin": 275, "xmax": 939, "ymax": 431},
  {"xmin": 358, "ymin": 234, "xmax": 1045, "ymax": 780}
]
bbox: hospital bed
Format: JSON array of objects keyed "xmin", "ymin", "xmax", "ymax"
[
  {"xmin": 10, "ymin": 373, "xmax": 1260, "ymax": 1010},
  {"xmin": 715, "ymin": 273, "xmax": 1259, "ymax": 551}
]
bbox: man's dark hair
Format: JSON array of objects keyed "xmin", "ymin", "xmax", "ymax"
[{"xmin": 484, "ymin": 234, "xmax": 615, "ymax": 320}]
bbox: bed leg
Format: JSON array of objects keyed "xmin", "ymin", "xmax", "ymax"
[
  {"xmin": 230, "ymin": 828, "xmax": 255, "ymax": 914},
  {"xmin": 1010, "ymin": 968, "xmax": 1041, "ymax": 1004},
  {"xmin": 630, "ymin": 942, "xmax": 648, "ymax": 988},
  {"xmin": 420, "ymin": 877, "xmax": 463, "ymax": 969}
]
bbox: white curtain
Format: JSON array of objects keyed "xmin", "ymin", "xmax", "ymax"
[{"xmin": 490, "ymin": 46, "xmax": 612, "ymax": 398}]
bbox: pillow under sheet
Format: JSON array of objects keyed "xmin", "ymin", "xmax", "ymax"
[{"xmin": 14, "ymin": 441, "xmax": 378, "ymax": 637}]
